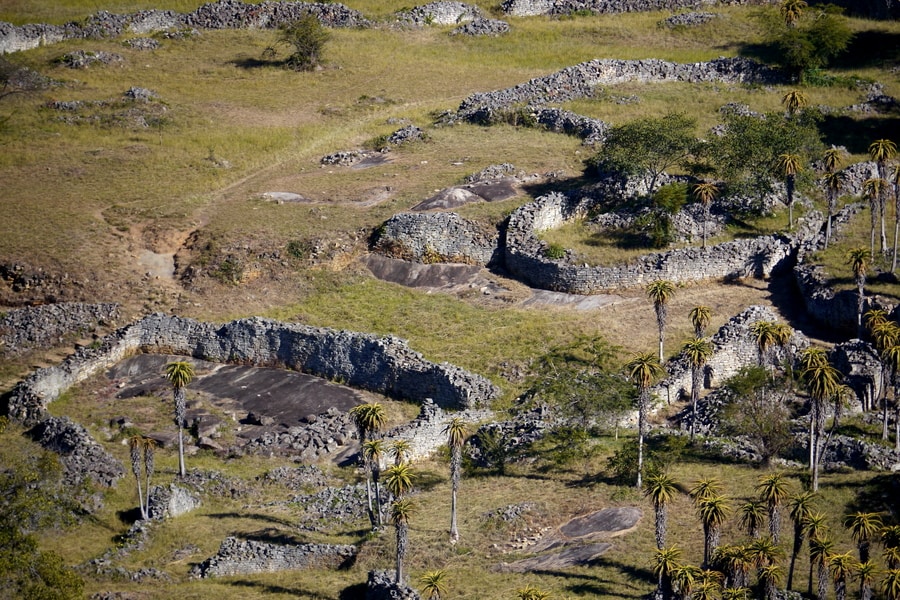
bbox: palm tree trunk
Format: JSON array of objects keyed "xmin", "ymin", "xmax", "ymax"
[
  {"xmin": 788, "ymin": 527, "xmax": 802, "ymax": 590},
  {"xmin": 637, "ymin": 389, "xmax": 648, "ymax": 489},
  {"xmin": 177, "ymin": 426, "xmax": 186, "ymax": 478},
  {"xmin": 655, "ymin": 504, "xmax": 667, "ymax": 550},
  {"xmin": 365, "ymin": 462, "xmax": 375, "ymax": 528},
  {"xmin": 373, "ymin": 472, "xmax": 383, "ymax": 527},
  {"xmin": 450, "ymin": 448, "xmax": 460, "ymax": 543},
  {"xmin": 702, "ymin": 204, "xmax": 709, "ymax": 249},
  {"xmin": 884, "ymin": 397, "xmax": 890, "ymax": 441},
  {"xmin": 396, "ymin": 521, "xmax": 408, "ymax": 584},
  {"xmin": 880, "ymin": 197, "xmax": 888, "ymax": 253},
  {"xmin": 892, "ymin": 217, "xmax": 899, "ymax": 273},
  {"xmin": 135, "ymin": 477, "xmax": 146, "ymax": 520},
  {"xmin": 817, "ymin": 561, "xmax": 828, "ymax": 600},
  {"xmin": 690, "ymin": 364, "xmax": 700, "ymax": 440}
]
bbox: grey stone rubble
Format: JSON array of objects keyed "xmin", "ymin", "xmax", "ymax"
[
  {"xmin": 381, "ymin": 398, "xmax": 493, "ymax": 464},
  {"xmin": 500, "ymin": 0, "xmax": 768, "ymax": 17},
  {"xmin": 468, "ymin": 406, "xmax": 556, "ymax": 468},
  {"xmin": 147, "ymin": 484, "xmax": 202, "ymax": 520},
  {"xmin": 259, "ymin": 464, "xmax": 328, "ymax": 489},
  {"xmin": 451, "ymin": 57, "xmax": 784, "ymax": 125},
  {"xmin": 374, "ymin": 212, "xmax": 499, "ymax": 266},
  {"xmin": 660, "ymin": 11, "xmax": 719, "ymax": 27},
  {"xmin": 292, "ymin": 483, "xmax": 372, "ymax": 530},
  {"xmin": 57, "ymin": 50, "xmax": 123, "ymax": 69},
  {"xmin": 366, "ymin": 569, "xmax": 422, "ymax": 600},
  {"xmin": 385, "ymin": 125, "xmax": 426, "ymax": 147},
  {"xmin": 0, "ymin": 302, "xmax": 120, "ymax": 355},
  {"xmin": 241, "ymin": 407, "xmax": 355, "ymax": 460},
  {"xmin": 451, "ymin": 17, "xmax": 510, "ymax": 36},
  {"xmin": 125, "ymin": 37, "xmax": 161, "ymax": 50},
  {"xmin": 28, "ymin": 416, "xmax": 124, "ymax": 489},
  {"xmin": 0, "ymin": 0, "xmax": 369, "ymax": 54},
  {"xmin": 534, "ymin": 107, "xmax": 608, "ymax": 144},
  {"xmin": 463, "ymin": 163, "xmax": 521, "ymax": 183},
  {"xmin": 190, "ymin": 536, "xmax": 357, "ymax": 578},
  {"xmin": 6, "ymin": 313, "xmax": 499, "ymax": 426},
  {"xmin": 321, "ymin": 149, "xmax": 375, "ymax": 166},
  {"xmin": 395, "ymin": 1, "xmax": 483, "ymax": 26}
]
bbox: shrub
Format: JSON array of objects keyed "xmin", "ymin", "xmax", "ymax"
[
  {"xmin": 544, "ymin": 243, "xmax": 566, "ymax": 260},
  {"xmin": 264, "ymin": 14, "xmax": 330, "ymax": 72}
]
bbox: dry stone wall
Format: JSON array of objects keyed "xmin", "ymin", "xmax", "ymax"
[
  {"xmin": 500, "ymin": 0, "xmax": 770, "ymax": 16},
  {"xmin": 0, "ymin": 0, "xmax": 369, "ymax": 54},
  {"xmin": 5, "ymin": 313, "xmax": 499, "ymax": 426},
  {"xmin": 375, "ymin": 212, "xmax": 499, "ymax": 266},
  {"xmin": 191, "ymin": 536, "xmax": 356, "ymax": 578},
  {"xmin": 505, "ymin": 192, "xmax": 795, "ymax": 293},
  {"xmin": 0, "ymin": 302, "xmax": 120, "ymax": 355}
]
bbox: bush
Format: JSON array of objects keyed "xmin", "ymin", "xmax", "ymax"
[
  {"xmin": 544, "ymin": 243, "xmax": 566, "ymax": 260},
  {"xmin": 265, "ymin": 14, "xmax": 330, "ymax": 71}
]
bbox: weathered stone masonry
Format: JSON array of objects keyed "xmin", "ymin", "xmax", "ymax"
[{"xmin": 5, "ymin": 313, "xmax": 499, "ymax": 426}]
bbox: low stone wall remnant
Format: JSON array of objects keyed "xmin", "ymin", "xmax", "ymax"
[
  {"xmin": 0, "ymin": 302, "xmax": 120, "ymax": 355},
  {"xmin": 191, "ymin": 536, "xmax": 357, "ymax": 578}
]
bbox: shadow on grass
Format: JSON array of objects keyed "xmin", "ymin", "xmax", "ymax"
[
  {"xmin": 229, "ymin": 57, "xmax": 282, "ymax": 70},
  {"xmin": 229, "ymin": 579, "xmax": 335, "ymax": 598},
  {"xmin": 207, "ymin": 512, "xmax": 298, "ymax": 527},
  {"xmin": 819, "ymin": 115, "xmax": 900, "ymax": 156},
  {"xmin": 831, "ymin": 30, "xmax": 900, "ymax": 70},
  {"xmin": 529, "ymin": 567, "xmax": 645, "ymax": 599},
  {"xmin": 238, "ymin": 527, "xmax": 305, "ymax": 546},
  {"xmin": 339, "ymin": 582, "xmax": 367, "ymax": 600},
  {"xmin": 842, "ymin": 473, "xmax": 900, "ymax": 517}
]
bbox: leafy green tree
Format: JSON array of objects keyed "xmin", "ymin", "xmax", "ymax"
[
  {"xmin": 757, "ymin": 472, "xmax": 790, "ymax": 544},
  {"xmin": 761, "ymin": 3, "xmax": 853, "ymax": 76},
  {"xmin": 775, "ymin": 153, "xmax": 803, "ymax": 229},
  {"xmin": 692, "ymin": 183, "xmax": 718, "ymax": 249},
  {"xmin": 391, "ymin": 497, "xmax": 414, "ymax": 584},
  {"xmin": 846, "ymin": 248, "xmax": 872, "ymax": 339},
  {"xmin": 625, "ymin": 352, "xmax": 666, "ymax": 488},
  {"xmin": 164, "ymin": 360, "xmax": 195, "ymax": 478},
  {"xmin": 681, "ymin": 337, "xmax": 713, "ymax": 440},
  {"xmin": 645, "ymin": 473, "xmax": 679, "ymax": 549},
  {"xmin": 787, "ymin": 491, "xmax": 817, "ymax": 590},
  {"xmin": 443, "ymin": 417, "xmax": 467, "ymax": 544},
  {"xmin": 647, "ymin": 280, "xmax": 676, "ymax": 362},
  {"xmin": 587, "ymin": 113, "xmax": 697, "ymax": 195},
  {"xmin": 698, "ymin": 495, "xmax": 731, "ymax": 567},
  {"xmin": 710, "ymin": 110, "xmax": 822, "ymax": 206},
  {"xmin": 265, "ymin": 13, "xmax": 330, "ymax": 71},
  {"xmin": 419, "ymin": 569, "xmax": 448, "ymax": 600},
  {"xmin": 721, "ymin": 366, "xmax": 793, "ymax": 466},
  {"xmin": 637, "ymin": 183, "xmax": 688, "ymax": 248}
]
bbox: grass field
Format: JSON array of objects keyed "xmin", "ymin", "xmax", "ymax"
[{"xmin": 2, "ymin": 1, "xmax": 900, "ymax": 598}]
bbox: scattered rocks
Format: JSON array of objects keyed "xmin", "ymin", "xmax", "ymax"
[
  {"xmin": 660, "ymin": 11, "xmax": 718, "ymax": 27},
  {"xmin": 28, "ymin": 416, "xmax": 124, "ymax": 490},
  {"xmin": 259, "ymin": 465, "xmax": 328, "ymax": 489},
  {"xmin": 396, "ymin": 2, "xmax": 483, "ymax": 26},
  {"xmin": 384, "ymin": 125, "xmax": 426, "ymax": 148},
  {"xmin": 292, "ymin": 483, "xmax": 372, "ymax": 529},
  {"xmin": 0, "ymin": 302, "xmax": 120, "ymax": 355},
  {"xmin": 241, "ymin": 408, "xmax": 355, "ymax": 460},
  {"xmin": 57, "ymin": 50, "xmax": 124, "ymax": 68},
  {"xmin": 123, "ymin": 86, "xmax": 158, "ymax": 102},
  {"xmin": 124, "ymin": 36, "xmax": 161, "ymax": 50},
  {"xmin": 451, "ymin": 17, "xmax": 509, "ymax": 36},
  {"xmin": 366, "ymin": 570, "xmax": 421, "ymax": 600}
]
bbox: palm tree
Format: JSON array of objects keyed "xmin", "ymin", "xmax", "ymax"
[
  {"xmin": 872, "ymin": 321, "xmax": 900, "ymax": 432},
  {"xmin": 847, "ymin": 247, "xmax": 872, "ymax": 339},
  {"xmin": 782, "ymin": 88, "xmax": 808, "ymax": 113},
  {"xmin": 787, "ymin": 491, "xmax": 817, "ymax": 590},
  {"xmin": 129, "ymin": 434, "xmax": 149, "ymax": 521},
  {"xmin": 864, "ymin": 178, "xmax": 889, "ymax": 256},
  {"xmin": 810, "ymin": 535, "xmax": 835, "ymax": 600},
  {"xmin": 350, "ymin": 403, "xmax": 387, "ymax": 452},
  {"xmin": 384, "ymin": 463, "xmax": 414, "ymax": 500},
  {"xmin": 625, "ymin": 352, "xmax": 666, "ymax": 489},
  {"xmin": 390, "ymin": 439, "xmax": 412, "ymax": 466},
  {"xmin": 645, "ymin": 472, "xmax": 679, "ymax": 549},
  {"xmin": 751, "ymin": 320, "xmax": 778, "ymax": 372},
  {"xmin": 682, "ymin": 337, "xmax": 713, "ymax": 440},
  {"xmin": 803, "ymin": 511, "xmax": 828, "ymax": 596},
  {"xmin": 714, "ymin": 544, "xmax": 749, "ymax": 590},
  {"xmin": 823, "ymin": 146, "xmax": 846, "ymax": 173},
  {"xmin": 885, "ymin": 569, "xmax": 900, "ymax": 600},
  {"xmin": 164, "ymin": 360, "xmax": 195, "ymax": 478},
  {"xmin": 800, "ymin": 350, "xmax": 842, "ymax": 491},
  {"xmin": 823, "ymin": 171, "xmax": 845, "ymax": 249},
  {"xmin": 693, "ymin": 579, "xmax": 721, "ymax": 600},
  {"xmin": 891, "ymin": 165, "xmax": 900, "ymax": 272},
  {"xmin": 654, "ymin": 545, "xmax": 682, "ymax": 600},
  {"xmin": 721, "ymin": 588, "xmax": 750, "ymax": 600},
  {"xmin": 882, "ymin": 524, "xmax": 900, "ymax": 555},
  {"xmin": 776, "ymin": 153, "xmax": 803, "ymax": 229},
  {"xmin": 419, "ymin": 569, "xmax": 448, "ymax": 600},
  {"xmin": 689, "ymin": 305, "xmax": 712, "ymax": 338},
  {"xmin": 739, "ymin": 500, "xmax": 767, "ymax": 539},
  {"xmin": 757, "ymin": 472, "xmax": 790, "ymax": 544},
  {"xmin": 759, "ymin": 564, "xmax": 783, "ymax": 600},
  {"xmin": 443, "ymin": 417, "xmax": 467, "ymax": 544},
  {"xmin": 698, "ymin": 494, "xmax": 731, "ymax": 567},
  {"xmin": 671, "ymin": 564, "xmax": 702, "ymax": 600},
  {"xmin": 516, "ymin": 585, "xmax": 551, "ymax": 600},
  {"xmin": 830, "ymin": 552, "xmax": 855, "ymax": 600},
  {"xmin": 647, "ymin": 280, "xmax": 676, "ymax": 362},
  {"xmin": 690, "ymin": 478, "xmax": 723, "ymax": 506},
  {"xmin": 692, "ymin": 183, "xmax": 718, "ymax": 249},
  {"xmin": 780, "ymin": 0, "xmax": 807, "ymax": 27},
  {"xmin": 143, "ymin": 437, "xmax": 156, "ymax": 515},
  {"xmin": 363, "ymin": 439, "xmax": 385, "ymax": 527},
  {"xmin": 846, "ymin": 512, "xmax": 883, "ymax": 563},
  {"xmin": 886, "ymin": 547, "xmax": 900, "ymax": 571},
  {"xmin": 866, "ymin": 308, "xmax": 892, "ymax": 333},
  {"xmin": 869, "ymin": 138, "xmax": 897, "ymax": 184},
  {"xmin": 390, "ymin": 497, "xmax": 414, "ymax": 584},
  {"xmin": 857, "ymin": 560, "xmax": 878, "ymax": 600},
  {"xmin": 884, "ymin": 341, "xmax": 900, "ymax": 451}
]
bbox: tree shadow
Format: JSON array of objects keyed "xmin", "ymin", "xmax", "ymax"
[
  {"xmin": 831, "ymin": 30, "xmax": 900, "ymax": 69},
  {"xmin": 229, "ymin": 57, "xmax": 282, "ymax": 70},
  {"xmin": 237, "ymin": 527, "xmax": 306, "ymax": 546},
  {"xmin": 819, "ymin": 115, "xmax": 900, "ymax": 156},
  {"xmin": 339, "ymin": 582, "xmax": 367, "ymax": 600},
  {"xmin": 228, "ymin": 579, "xmax": 334, "ymax": 598},
  {"xmin": 843, "ymin": 473, "xmax": 900, "ymax": 519},
  {"xmin": 206, "ymin": 512, "xmax": 297, "ymax": 528}
]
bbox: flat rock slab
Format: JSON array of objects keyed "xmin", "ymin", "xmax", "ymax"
[
  {"xmin": 530, "ymin": 506, "xmax": 642, "ymax": 554},
  {"xmin": 521, "ymin": 289, "xmax": 626, "ymax": 310},
  {"xmin": 363, "ymin": 254, "xmax": 482, "ymax": 289},
  {"xmin": 498, "ymin": 542, "xmax": 612, "ymax": 573},
  {"xmin": 106, "ymin": 354, "xmax": 370, "ymax": 430},
  {"xmin": 411, "ymin": 177, "xmax": 520, "ymax": 210},
  {"xmin": 260, "ymin": 192, "xmax": 310, "ymax": 203}
]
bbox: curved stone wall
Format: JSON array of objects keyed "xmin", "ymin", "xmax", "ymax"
[
  {"xmin": 504, "ymin": 192, "xmax": 796, "ymax": 293},
  {"xmin": 500, "ymin": 0, "xmax": 771, "ymax": 17},
  {"xmin": 191, "ymin": 536, "xmax": 357, "ymax": 578},
  {"xmin": 5, "ymin": 313, "xmax": 499, "ymax": 426},
  {"xmin": 0, "ymin": 0, "xmax": 369, "ymax": 54}
]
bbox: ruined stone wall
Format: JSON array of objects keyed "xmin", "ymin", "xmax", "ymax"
[
  {"xmin": 375, "ymin": 212, "xmax": 499, "ymax": 265},
  {"xmin": 0, "ymin": 0, "xmax": 369, "ymax": 54},
  {"xmin": 5, "ymin": 314, "xmax": 499, "ymax": 425},
  {"xmin": 455, "ymin": 58, "xmax": 785, "ymax": 123},
  {"xmin": 504, "ymin": 192, "xmax": 795, "ymax": 294},
  {"xmin": 382, "ymin": 399, "xmax": 492, "ymax": 464},
  {"xmin": 191, "ymin": 536, "xmax": 357, "ymax": 578},
  {"xmin": 0, "ymin": 302, "xmax": 120, "ymax": 355},
  {"xmin": 500, "ymin": 0, "xmax": 771, "ymax": 16}
]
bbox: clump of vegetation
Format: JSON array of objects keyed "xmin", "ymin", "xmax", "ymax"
[
  {"xmin": 543, "ymin": 242, "xmax": 566, "ymax": 260},
  {"xmin": 634, "ymin": 182, "xmax": 688, "ymax": 248},
  {"xmin": 263, "ymin": 14, "xmax": 330, "ymax": 71}
]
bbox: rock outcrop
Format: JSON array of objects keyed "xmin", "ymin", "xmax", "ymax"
[{"xmin": 191, "ymin": 536, "xmax": 357, "ymax": 578}]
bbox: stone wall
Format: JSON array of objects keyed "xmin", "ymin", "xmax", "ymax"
[
  {"xmin": 500, "ymin": 0, "xmax": 772, "ymax": 16},
  {"xmin": 454, "ymin": 57, "xmax": 784, "ymax": 123},
  {"xmin": 0, "ymin": 0, "xmax": 369, "ymax": 54},
  {"xmin": 191, "ymin": 536, "xmax": 357, "ymax": 578},
  {"xmin": 374, "ymin": 212, "xmax": 499, "ymax": 266},
  {"xmin": 28, "ymin": 416, "xmax": 124, "ymax": 489},
  {"xmin": 0, "ymin": 302, "xmax": 120, "ymax": 355},
  {"xmin": 504, "ymin": 192, "xmax": 795, "ymax": 294},
  {"xmin": 382, "ymin": 398, "xmax": 492, "ymax": 464},
  {"xmin": 5, "ymin": 313, "xmax": 499, "ymax": 426}
]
